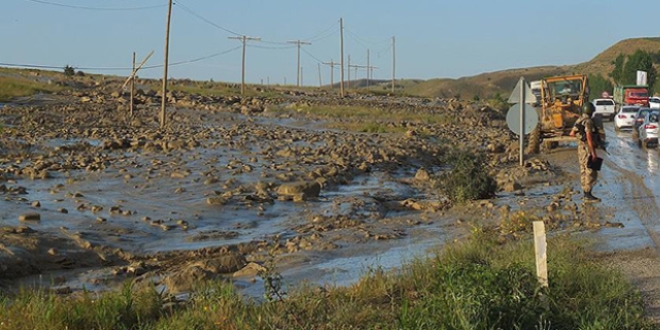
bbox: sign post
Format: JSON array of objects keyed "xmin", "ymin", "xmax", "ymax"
[{"xmin": 507, "ymin": 77, "xmax": 538, "ymax": 166}]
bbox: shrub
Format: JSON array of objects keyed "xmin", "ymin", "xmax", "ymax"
[
  {"xmin": 442, "ymin": 150, "xmax": 497, "ymax": 202},
  {"xmin": 63, "ymin": 65, "xmax": 75, "ymax": 77}
]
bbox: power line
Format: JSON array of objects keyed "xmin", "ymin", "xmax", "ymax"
[
  {"xmin": 344, "ymin": 27, "xmax": 390, "ymax": 45},
  {"xmin": 301, "ymin": 48, "xmax": 324, "ymax": 65},
  {"xmin": 303, "ymin": 20, "xmax": 340, "ymax": 42},
  {"xmin": 248, "ymin": 44, "xmax": 296, "ymax": 50},
  {"xmin": 0, "ymin": 46, "xmax": 242, "ymax": 72},
  {"xmin": 20, "ymin": 0, "xmax": 167, "ymax": 10},
  {"xmin": 173, "ymin": 0, "xmax": 242, "ymax": 36}
]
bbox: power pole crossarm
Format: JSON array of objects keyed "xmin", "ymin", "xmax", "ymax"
[
  {"xmin": 229, "ymin": 36, "xmax": 261, "ymax": 95},
  {"xmin": 287, "ymin": 40, "xmax": 311, "ymax": 87}
]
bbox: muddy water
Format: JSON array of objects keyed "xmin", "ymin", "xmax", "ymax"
[
  {"xmin": 588, "ymin": 123, "xmax": 660, "ymax": 251},
  {"xmin": 0, "ymin": 111, "xmax": 465, "ymax": 297}
]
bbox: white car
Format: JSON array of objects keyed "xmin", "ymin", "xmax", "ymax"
[
  {"xmin": 649, "ymin": 97, "xmax": 660, "ymax": 109},
  {"xmin": 614, "ymin": 105, "xmax": 640, "ymax": 130},
  {"xmin": 638, "ymin": 110, "xmax": 659, "ymax": 148},
  {"xmin": 593, "ymin": 98, "xmax": 616, "ymax": 121}
]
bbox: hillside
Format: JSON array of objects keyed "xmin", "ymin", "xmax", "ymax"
[{"xmin": 398, "ymin": 37, "xmax": 660, "ymax": 99}]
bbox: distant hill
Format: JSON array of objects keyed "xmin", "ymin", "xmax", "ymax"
[{"xmin": 393, "ymin": 37, "xmax": 660, "ymax": 99}]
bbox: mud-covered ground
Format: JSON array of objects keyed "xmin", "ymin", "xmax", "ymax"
[{"xmin": 1, "ymin": 84, "xmax": 660, "ymax": 318}]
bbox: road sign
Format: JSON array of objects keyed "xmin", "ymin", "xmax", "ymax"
[
  {"xmin": 601, "ymin": 91, "xmax": 610, "ymax": 98},
  {"xmin": 506, "ymin": 103, "xmax": 538, "ymax": 135},
  {"xmin": 508, "ymin": 78, "xmax": 537, "ymax": 104}
]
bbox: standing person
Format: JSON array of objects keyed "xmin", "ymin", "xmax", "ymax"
[{"xmin": 570, "ymin": 102, "xmax": 600, "ymax": 202}]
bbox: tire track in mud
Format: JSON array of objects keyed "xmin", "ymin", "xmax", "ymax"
[{"xmin": 605, "ymin": 156, "xmax": 660, "ymax": 251}]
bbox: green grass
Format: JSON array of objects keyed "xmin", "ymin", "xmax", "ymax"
[
  {"xmin": 0, "ymin": 76, "xmax": 63, "ymax": 102},
  {"xmin": 0, "ymin": 234, "xmax": 654, "ymax": 330}
]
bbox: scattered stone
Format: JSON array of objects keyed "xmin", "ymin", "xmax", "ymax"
[{"xmin": 19, "ymin": 213, "xmax": 41, "ymax": 222}]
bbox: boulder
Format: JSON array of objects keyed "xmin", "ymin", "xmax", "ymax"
[{"xmin": 276, "ymin": 181, "xmax": 321, "ymax": 200}]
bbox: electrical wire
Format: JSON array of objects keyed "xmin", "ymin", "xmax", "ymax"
[
  {"xmin": 301, "ymin": 48, "xmax": 325, "ymax": 65},
  {"xmin": 248, "ymin": 44, "xmax": 296, "ymax": 50},
  {"xmin": 344, "ymin": 27, "xmax": 390, "ymax": 45},
  {"xmin": 0, "ymin": 45, "xmax": 242, "ymax": 72},
  {"xmin": 20, "ymin": 0, "xmax": 167, "ymax": 11},
  {"xmin": 173, "ymin": 0, "xmax": 242, "ymax": 36},
  {"xmin": 303, "ymin": 20, "xmax": 339, "ymax": 42}
]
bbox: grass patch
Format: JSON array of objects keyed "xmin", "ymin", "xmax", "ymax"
[
  {"xmin": 0, "ymin": 236, "xmax": 654, "ymax": 329},
  {"xmin": 0, "ymin": 76, "xmax": 63, "ymax": 102}
]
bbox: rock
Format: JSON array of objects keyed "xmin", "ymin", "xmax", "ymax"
[
  {"xmin": 196, "ymin": 254, "xmax": 247, "ymax": 274},
  {"xmin": 276, "ymin": 181, "xmax": 321, "ymax": 200},
  {"xmin": 501, "ymin": 181, "xmax": 522, "ymax": 192},
  {"xmin": 19, "ymin": 213, "xmax": 41, "ymax": 222},
  {"xmin": 233, "ymin": 262, "xmax": 267, "ymax": 278},
  {"xmin": 163, "ymin": 265, "xmax": 213, "ymax": 294},
  {"xmin": 414, "ymin": 168, "xmax": 431, "ymax": 181},
  {"xmin": 31, "ymin": 201, "xmax": 41, "ymax": 207}
]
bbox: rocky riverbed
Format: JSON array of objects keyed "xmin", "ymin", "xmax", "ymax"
[{"xmin": 0, "ymin": 85, "xmax": 611, "ymax": 298}]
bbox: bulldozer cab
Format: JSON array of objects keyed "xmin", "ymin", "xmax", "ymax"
[{"xmin": 540, "ymin": 74, "xmax": 588, "ymax": 132}]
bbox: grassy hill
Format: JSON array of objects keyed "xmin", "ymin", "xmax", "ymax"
[{"xmin": 395, "ymin": 37, "xmax": 660, "ymax": 99}]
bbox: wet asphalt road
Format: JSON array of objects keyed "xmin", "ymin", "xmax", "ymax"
[{"xmin": 593, "ymin": 121, "xmax": 660, "ymax": 251}]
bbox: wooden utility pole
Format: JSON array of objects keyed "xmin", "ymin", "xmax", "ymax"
[
  {"xmin": 229, "ymin": 35, "xmax": 261, "ymax": 95},
  {"xmin": 391, "ymin": 36, "xmax": 396, "ymax": 94},
  {"xmin": 287, "ymin": 40, "xmax": 311, "ymax": 87},
  {"xmin": 323, "ymin": 60, "xmax": 338, "ymax": 88},
  {"xmin": 130, "ymin": 52, "xmax": 136, "ymax": 117},
  {"xmin": 367, "ymin": 49, "xmax": 371, "ymax": 88},
  {"xmin": 340, "ymin": 18, "xmax": 345, "ymax": 97},
  {"xmin": 160, "ymin": 0, "xmax": 173, "ymax": 129},
  {"xmin": 318, "ymin": 63, "xmax": 322, "ymax": 87},
  {"xmin": 347, "ymin": 55, "xmax": 351, "ymax": 90}
]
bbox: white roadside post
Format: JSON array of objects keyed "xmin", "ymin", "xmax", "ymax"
[{"xmin": 533, "ymin": 221, "xmax": 549, "ymax": 287}]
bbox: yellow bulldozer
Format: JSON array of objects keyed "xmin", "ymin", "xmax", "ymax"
[{"xmin": 527, "ymin": 74, "xmax": 605, "ymax": 153}]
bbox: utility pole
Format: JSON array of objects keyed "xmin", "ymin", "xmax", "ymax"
[
  {"xmin": 347, "ymin": 55, "xmax": 351, "ymax": 90},
  {"xmin": 287, "ymin": 40, "xmax": 311, "ymax": 87},
  {"xmin": 229, "ymin": 35, "xmax": 261, "ymax": 95},
  {"xmin": 391, "ymin": 36, "xmax": 396, "ymax": 94},
  {"xmin": 160, "ymin": 0, "xmax": 173, "ymax": 129},
  {"xmin": 130, "ymin": 51, "xmax": 136, "ymax": 117},
  {"xmin": 323, "ymin": 60, "xmax": 338, "ymax": 89},
  {"xmin": 301, "ymin": 67, "xmax": 304, "ymax": 86},
  {"xmin": 318, "ymin": 63, "xmax": 322, "ymax": 87},
  {"xmin": 367, "ymin": 49, "xmax": 370, "ymax": 88},
  {"xmin": 340, "ymin": 18, "xmax": 345, "ymax": 97}
]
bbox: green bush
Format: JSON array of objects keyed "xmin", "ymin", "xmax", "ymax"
[{"xmin": 442, "ymin": 150, "xmax": 497, "ymax": 202}]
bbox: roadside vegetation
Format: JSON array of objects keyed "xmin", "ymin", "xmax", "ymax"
[
  {"xmin": 0, "ymin": 233, "xmax": 654, "ymax": 330},
  {"xmin": 441, "ymin": 150, "xmax": 497, "ymax": 202},
  {"xmin": 0, "ymin": 76, "xmax": 63, "ymax": 102}
]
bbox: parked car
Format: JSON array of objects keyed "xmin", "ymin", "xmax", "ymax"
[
  {"xmin": 593, "ymin": 98, "xmax": 616, "ymax": 121},
  {"xmin": 632, "ymin": 107, "xmax": 653, "ymax": 139},
  {"xmin": 614, "ymin": 105, "xmax": 640, "ymax": 130},
  {"xmin": 637, "ymin": 110, "xmax": 659, "ymax": 148},
  {"xmin": 650, "ymin": 96, "xmax": 660, "ymax": 109}
]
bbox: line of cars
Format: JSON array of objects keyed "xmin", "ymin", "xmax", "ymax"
[{"xmin": 614, "ymin": 104, "xmax": 659, "ymax": 148}]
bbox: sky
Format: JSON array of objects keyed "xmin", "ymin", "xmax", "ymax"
[{"xmin": 2, "ymin": 0, "xmax": 658, "ymax": 86}]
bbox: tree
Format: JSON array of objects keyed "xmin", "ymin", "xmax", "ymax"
[
  {"xmin": 63, "ymin": 65, "xmax": 75, "ymax": 77},
  {"xmin": 609, "ymin": 54, "xmax": 625, "ymax": 85},
  {"xmin": 588, "ymin": 74, "xmax": 613, "ymax": 100},
  {"xmin": 622, "ymin": 50, "xmax": 656, "ymax": 90}
]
